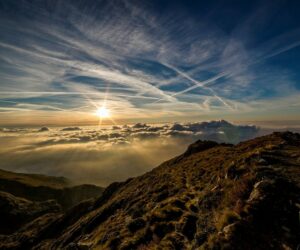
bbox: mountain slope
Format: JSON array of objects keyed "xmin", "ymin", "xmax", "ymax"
[
  {"xmin": 0, "ymin": 168, "xmax": 70, "ymax": 189},
  {"xmin": 1, "ymin": 132, "xmax": 299, "ymax": 249},
  {"xmin": 0, "ymin": 169, "xmax": 104, "ymax": 209},
  {"xmin": 0, "ymin": 191, "xmax": 60, "ymax": 234}
]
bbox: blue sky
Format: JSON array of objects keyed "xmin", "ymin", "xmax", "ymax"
[{"xmin": 0, "ymin": 0, "xmax": 300, "ymax": 125}]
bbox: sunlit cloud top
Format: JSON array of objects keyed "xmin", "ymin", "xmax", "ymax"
[
  {"xmin": 0, "ymin": 120, "xmax": 260, "ymax": 185},
  {"xmin": 0, "ymin": 0, "xmax": 300, "ymax": 125}
]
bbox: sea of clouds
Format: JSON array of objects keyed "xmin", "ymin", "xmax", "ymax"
[{"xmin": 0, "ymin": 120, "xmax": 259, "ymax": 186}]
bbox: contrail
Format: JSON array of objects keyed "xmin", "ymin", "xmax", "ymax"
[
  {"xmin": 0, "ymin": 91, "xmax": 159, "ymax": 100},
  {"xmin": 153, "ymin": 63, "xmax": 233, "ymax": 109},
  {"xmin": 153, "ymin": 39, "xmax": 300, "ymax": 106}
]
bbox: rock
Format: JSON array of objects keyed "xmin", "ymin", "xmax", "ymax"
[
  {"xmin": 247, "ymin": 189, "xmax": 261, "ymax": 203},
  {"xmin": 253, "ymin": 179, "xmax": 275, "ymax": 189},
  {"xmin": 257, "ymin": 158, "xmax": 267, "ymax": 164},
  {"xmin": 248, "ymin": 180, "xmax": 275, "ymax": 203},
  {"xmin": 223, "ymin": 223, "xmax": 236, "ymax": 236}
]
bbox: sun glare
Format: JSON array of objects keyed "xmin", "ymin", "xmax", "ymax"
[{"xmin": 96, "ymin": 106, "xmax": 110, "ymax": 118}]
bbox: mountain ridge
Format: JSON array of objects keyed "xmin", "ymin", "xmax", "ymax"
[
  {"xmin": 0, "ymin": 132, "xmax": 299, "ymax": 249},
  {"xmin": 0, "ymin": 168, "xmax": 104, "ymax": 211},
  {"xmin": 0, "ymin": 168, "xmax": 70, "ymax": 189}
]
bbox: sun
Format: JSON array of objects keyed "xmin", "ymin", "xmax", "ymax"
[{"xmin": 96, "ymin": 106, "xmax": 110, "ymax": 118}]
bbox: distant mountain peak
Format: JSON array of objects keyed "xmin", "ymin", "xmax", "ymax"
[{"xmin": 183, "ymin": 140, "xmax": 222, "ymax": 157}]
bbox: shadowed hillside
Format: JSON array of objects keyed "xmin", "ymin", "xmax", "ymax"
[
  {"xmin": 0, "ymin": 191, "xmax": 60, "ymax": 234},
  {"xmin": 0, "ymin": 132, "xmax": 299, "ymax": 249},
  {"xmin": 0, "ymin": 169, "xmax": 71, "ymax": 189},
  {"xmin": 0, "ymin": 168, "xmax": 104, "ymax": 210}
]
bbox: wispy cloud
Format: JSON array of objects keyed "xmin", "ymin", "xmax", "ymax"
[{"xmin": 0, "ymin": 0, "xmax": 300, "ymax": 124}]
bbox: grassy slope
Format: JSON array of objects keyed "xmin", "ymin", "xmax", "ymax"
[{"xmin": 0, "ymin": 132, "xmax": 299, "ymax": 249}]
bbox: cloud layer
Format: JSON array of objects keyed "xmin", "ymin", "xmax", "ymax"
[{"xmin": 0, "ymin": 120, "xmax": 259, "ymax": 186}]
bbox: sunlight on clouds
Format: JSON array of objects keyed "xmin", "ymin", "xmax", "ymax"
[{"xmin": 0, "ymin": 121, "xmax": 260, "ymax": 186}]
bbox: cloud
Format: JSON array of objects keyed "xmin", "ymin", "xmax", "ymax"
[
  {"xmin": 0, "ymin": 0, "xmax": 300, "ymax": 125},
  {"xmin": 0, "ymin": 133, "xmax": 184, "ymax": 186},
  {"xmin": 131, "ymin": 131, "xmax": 161, "ymax": 139},
  {"xmin": 61, "ymin": 127, "xmax": 81, "ymax": 131},
  {"xmin": 132, "ymin": 123, "xmax": 149, "ymax": 129},
  {"xmin": 19, "ymin": 120, "xmax": 260, "ymax": 148},
  {"xmin": 38, "ymin": 127, "xmax": 49, "ymax": 132},
  {"xmin": 0, "ymin": 128, "xmax": 28, "ymax": 133},
  {"xmin": 169, "ymin": 123, "xmax": 186, "ymax": 131},
  {"xmin": 164, "ymin": 130, "xmax": 195, "ymax": 138},
  {"xmin": 0, "ymin": 120, "xmax": 261, "ymax": 186}
]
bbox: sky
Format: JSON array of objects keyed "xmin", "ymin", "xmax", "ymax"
[{"xmin": 0, "ymin": 0, "xmax": 300, "ymax": 126}]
